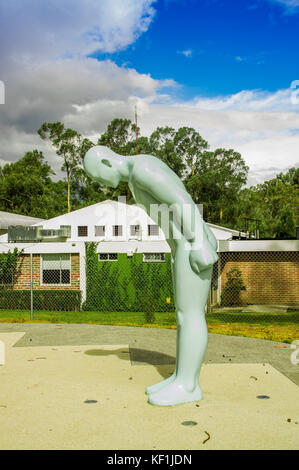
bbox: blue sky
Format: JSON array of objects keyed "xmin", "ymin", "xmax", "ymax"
[
  {"xmin": 93, "ymin": 0, "xmax": 299, "ymax": 99},
  {"xmin": 0, "ymin": 0, "xmax": 298, "ymax": 186}
]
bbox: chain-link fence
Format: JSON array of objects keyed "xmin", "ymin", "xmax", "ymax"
[{"xmin": 0, "ymin": 244, "xmax": 298, "ymax": 339}]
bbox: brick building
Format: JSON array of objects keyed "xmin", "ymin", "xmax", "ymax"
[{"xmin": 213, "ymin": 239, "xmax": 299, "ymax": 307}]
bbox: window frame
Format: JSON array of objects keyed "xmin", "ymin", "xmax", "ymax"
[
  {"xmin": 95, "ymin": 225, "xmax": 106, "ymax": 237},
  {"xmin": 98, "ymin": 253, "xmax": 118, "ymax": 262},
  {"xmin": 112, "ymin": 225, "xmax": 123, "ymax": 237},
  {"xmin": 130, "ymin": 224, "xmax": 141, "ymax": 237},
  {"xmin": 41, "ymin": 253, "xmax": 71, "ymax": 286},
  {"xmin": 148, "ymin": 224, "xmax": 159, "ymax": 237},
  {"xmin": 77, "ymin": 226, "xmax": 88, "ymax": 237},
  {"xmin": 143, "ymin": 253, "xmax": 165, "ymax": 263}
]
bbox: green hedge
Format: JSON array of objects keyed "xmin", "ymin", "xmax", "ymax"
[
  {"xmin": 0, "ymin": 289, "xmax": 81, "ymax": 311},
  {"xmin": 83, "ymin": 243, "xmax": 175, "ymax": 313}
]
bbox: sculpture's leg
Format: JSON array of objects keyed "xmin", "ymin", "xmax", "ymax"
[
  {"xmin": 148, "ymin": 241, "xmax": 213, "ymax": 406},
  {"xmin": 146, "ymin": 253, "xmax": 177, "ymax": 395}
]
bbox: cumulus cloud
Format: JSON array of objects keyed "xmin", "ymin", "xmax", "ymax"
[
  {"xmin": 135, "ymin": 100, "xmax": 299, "ymax": 186},
  {"xmin": 182, "ymin": 88, "xmax": 299, "ymax": 112},
  {"xmin": 0, "ymin": 56, "xmax": 176, "ymax": 169},
  {"xmin": 1, "ymin": 57, "xmax": 298, "ymax": 187},
  {"xmin": 0, "ymin": 0, "xmax": 157, "ymax": 69},
  {"xmin": 0, "ymin": 0, "xmax": 161, "ymax": 171},
  {"xmin": 0, "ymin": 0, "xmax": 298, "ymax": 188}
]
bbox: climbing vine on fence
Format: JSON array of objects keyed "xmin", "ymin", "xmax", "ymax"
[
  {"xmin": 83, "ymin": 242, "xmax": 175, "ymax": 313},
  {"xmin": 0, "ymin": 248, "xmax": 24, "ymax": 287}
]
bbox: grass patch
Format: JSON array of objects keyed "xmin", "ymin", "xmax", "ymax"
[
  {"xmin": 207, "ymin": 323, "xmax": 298, "ymax": 343},
  {"xmin": 0, "ymin": 310, "xmax": 298, "ymax": 344}
]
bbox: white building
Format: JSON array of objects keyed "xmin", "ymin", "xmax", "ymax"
[
  {"xmin": 0, "ymin": 200, "xmax": 247, "ymax": 305},
  {"xmin": 0, "ymin": 199, "xmax": 245, "ymax": 248},
  {"xmin": 1, "ymin": 201, "xmax": 298, "ymax": 308}
]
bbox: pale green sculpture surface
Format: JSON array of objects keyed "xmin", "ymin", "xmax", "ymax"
[{"xmin": 84, "ymin": 145, "xmax": 218, "ymax": 406}]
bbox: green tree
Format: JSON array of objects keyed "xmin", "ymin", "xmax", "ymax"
[
  {"xmin": 149, "ymin": 127, "xmax": 185, "ymax": 177},
  {"xmin": 0, "ymin": 150, "xmax": 56, "ymax": 217},
  {"xmin": 174, "ymin": 127, "xmax": 209, "ymax": 177},
  {"xmin": 238, "ymin": 168, "xmax": 298, "ymax": 238},
  {"xmin": 186, "ymin": 148, "xmax": 248, "ymax": 224},
  {"xmin": 98, "ymin": 118, "xmax": 137, "ymax": 155},
  {"xmin": 38, "ymin": 122, "xmax": 84, "ymax": 213}
]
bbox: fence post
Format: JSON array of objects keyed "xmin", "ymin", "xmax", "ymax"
[
  {"xmin": 217, "ymin": 256, "xmax": 221, "ymax": 306},
  {"xmin": 30, "ymin": 253, "xmax": 33, "ymax": 320}
]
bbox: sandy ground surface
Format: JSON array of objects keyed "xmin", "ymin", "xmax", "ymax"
[{"xmin": 0, "ymin": 328, "xmax": 298, "ymax": 450}]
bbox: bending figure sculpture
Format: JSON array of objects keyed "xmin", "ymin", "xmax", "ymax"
[{"xmin": 84, "ymin": 146, "xmax": 218, "ymax": 406}]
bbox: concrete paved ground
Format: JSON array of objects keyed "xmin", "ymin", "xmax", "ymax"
[{"xmin": 0, "ymin": 324, "xmax": 298, "ymax": 450}]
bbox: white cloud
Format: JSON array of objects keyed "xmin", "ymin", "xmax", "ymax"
[
  {"xmin": 267, "ymin": 0, "xmax": 299, "ymax": 12},
  {"xmin": 177, "ymin": 49, "xmax": 193, "ymax": 58},
  {"xmin": 0, "ymin": 56, "xmax": 176, "ymax": 173},
  {"xmin": 182, "ymin": 88, "xmax": 299, "ymax": 112},
  {"xmin": 0, "ymin": 0, "xmax": 298, "ymax": 189},
  {"xmin": 0, "ymin": 0, "xmax": 157, "ymax": 70},
  {"xmin": 1, "ymin": 59, "xmax": 298, "ymax": 187}
]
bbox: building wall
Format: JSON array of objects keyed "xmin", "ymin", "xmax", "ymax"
[
  {"xmin": 220, "ymin": 251, "xmax": 299, "ymax": 305},
  {"xmin": 12, "ymin": 253, "xmax": 80, "ymax": 291}
]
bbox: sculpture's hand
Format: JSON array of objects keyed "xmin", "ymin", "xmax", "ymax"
[{"xmin": 189, "ymin": 239, "xmax": 218, "ymax": 275}]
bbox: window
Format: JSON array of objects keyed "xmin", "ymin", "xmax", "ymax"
[
  {"xmin": 95, "ymin": 225, "xmax": 105, "ymax": 237},
  {"xmin": 60, "ymin": 225, "xmax": 71, "ymax": 237},
  {"xmin": 148, "ymin": 224, "xmax": 159, "ymax": 236},
  {"xmin": 143, "ymin": 253, "xmax": 165, "ymax": 262},
  {"xmin": 130, "ymin": 225, "xmax": 140, "ymax": 236},
  {"xmin": 78, "ymin": 226, "xmax": 88, "ymax": 237},
  {"xmin": 113, "ymin": 225, "xmax": 123, "ymax": 237},
  {"xmin": 41, "ymin": 254, "xmax": 71, "ymax": 285},
  {"xmin": 99, "ymin": 253, "xmax": 118, "ymax": 261}
]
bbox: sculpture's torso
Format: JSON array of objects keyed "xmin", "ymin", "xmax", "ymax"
[{"xmin": 128, "ymin": 155, "xmax": 191, "ymax": 251}]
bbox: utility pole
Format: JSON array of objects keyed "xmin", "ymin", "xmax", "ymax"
[{"xmin": 135, "ymin": 104, "xmax": 138, "ymax": 155}]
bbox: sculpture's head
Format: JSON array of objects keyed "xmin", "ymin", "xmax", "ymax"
[{"xmin": 83, "ymin": 146, "xmax": 122, "ymax": 188}]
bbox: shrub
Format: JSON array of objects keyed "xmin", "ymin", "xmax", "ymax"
[{"xmin": 221, "ymin": 267, "xmax": 246, "ymax": 306}]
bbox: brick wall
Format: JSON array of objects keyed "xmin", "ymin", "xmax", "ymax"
[
  {"xmin": 12, "ymin": 253, "xmax": 80, "ymax": 291},
  {"xmin": 220, "ymin": 251, "xmax": 299, "ymax": 306}
]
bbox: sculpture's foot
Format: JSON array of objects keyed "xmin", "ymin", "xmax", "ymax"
[
  {"xmin": 148, "ymin": 379, "xmax": 202, "ymax": 406},
  {"xmin": 145, "ymin": 373, "xmax": 176, "ymax": 395}
]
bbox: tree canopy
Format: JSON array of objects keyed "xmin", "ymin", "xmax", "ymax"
[{"xmin": 0, "ymin": 118, "xmax": 297, "ymax": 239}]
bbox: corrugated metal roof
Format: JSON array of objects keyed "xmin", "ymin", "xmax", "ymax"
[{"xmin": 0, "ymin": 211, "xmax": 45, "ymax": 229}]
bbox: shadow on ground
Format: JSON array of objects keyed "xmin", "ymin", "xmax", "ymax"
[{"xmin": 85, "ymin": 347, "xmax": 176, "ymax": 380}]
